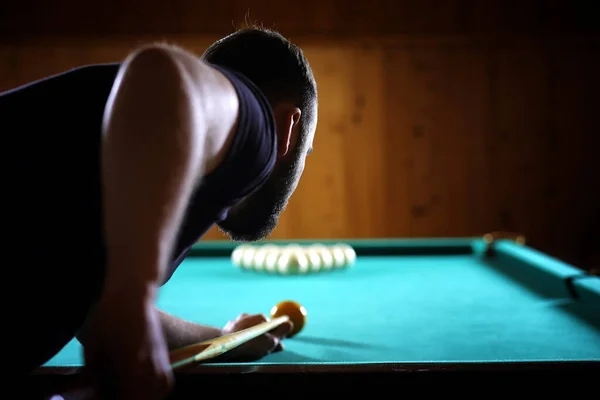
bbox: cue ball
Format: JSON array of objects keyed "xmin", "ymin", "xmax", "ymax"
[{"xmin": 270, "ymin": 300, "xmax": 307, "ymax": 337}]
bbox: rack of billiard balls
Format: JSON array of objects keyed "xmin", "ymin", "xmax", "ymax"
[{"xmin": 231, "ymin": 243, "xmax": 357, "ymax": 274}]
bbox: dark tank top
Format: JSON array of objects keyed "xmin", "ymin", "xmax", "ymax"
[{"xmin": 1, "ymin": 61, "xmax": 277, "ymax": 286}]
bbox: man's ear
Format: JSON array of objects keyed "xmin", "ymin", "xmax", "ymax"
[{"xmin": 274, "ymin": 105, "xmax": 302, "ymax": 157}]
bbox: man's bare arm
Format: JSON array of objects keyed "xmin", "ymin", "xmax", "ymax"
[
  {"xmin": 156, "ymin": 309, "xmax": 223, "ymax": 349},
  {"xmin": 101, "ymin": 44, "xmax": 239, "ymax": 294},
  {"xmin": 78, "ymin": 307, "xmax": 223, "ymax": 349}
]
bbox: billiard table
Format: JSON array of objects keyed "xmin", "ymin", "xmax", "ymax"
[{"xmin": 30, "ymin": 235, "xmax": 600, "ymax": 395}]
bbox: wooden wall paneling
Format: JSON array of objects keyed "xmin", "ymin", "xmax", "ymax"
[
  {"xmin": 0, "ymin": 35, "xmax": 598, "ymax": 268},
  {"xmin": 382, "ymin": 46, "xmax": 414, "ymax": 238},
  {"xmin": 339, "ymin": 45, "xmax": 386, "ymax": 239},
  {"xmin": 382, "ymin": 42, "xmax": 484, "ymax": 238},
  {"xmin": 80, "ymin": 43, "xmax": 136, "ymax": 65},
  {"xmin": 427, "ymin": 41, "xmax": 492, "ymax": 237},
  {"xmin": 547, "ymin": 43, "xmax": 581, "ymax": 263},
  {"xmin": 274, "ymin": 46, "xmax": 352, "ymax": 239},
  {"xmin": 549, "ymin": 41, "xmax": 600, "ymax": 267},
  {"xmin": 488, "ymin": 40, "xmax": 554, "ymax": 247},
  {"xmin": 401, "ymin": 44, "xmax": 447, "ymax": 238},
  {"xmin": 11, "ymin": 44, "xmax": 84, "ymax": 87}
]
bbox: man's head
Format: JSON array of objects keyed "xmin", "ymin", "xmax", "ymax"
[{"xmin": 202, "ymin": 26, "xmax": 318, "ymax": 242}]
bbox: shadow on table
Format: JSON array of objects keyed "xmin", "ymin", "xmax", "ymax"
[
  {"xmin": 293, "ymin": 335, "xmax": 377, "ymax": 349},
  {"xmin": 267, "ymin": 350, "xmax": 322, "ymax": 363},
  {"xmin": 555, "ymin": 300, "xmax": 600, "ymax": 331}
]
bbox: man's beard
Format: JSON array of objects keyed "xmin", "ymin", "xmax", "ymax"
[{"xmin": 218, "ymin": 160, "xmax": 299, "ymax": 242}]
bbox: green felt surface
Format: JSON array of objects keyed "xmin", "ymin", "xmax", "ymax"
[{"xmin": 45, "ymin": 239, "xmax": 600, "ymax": 367}]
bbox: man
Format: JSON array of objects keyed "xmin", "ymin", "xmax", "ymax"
[{"xmin": 3, "ymin": 26, "xmax": 318, "ymax": 399}]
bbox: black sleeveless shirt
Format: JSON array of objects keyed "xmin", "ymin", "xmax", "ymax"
[{"xmin": 1, "ymin": 62, "xmax": 277, "ymax": 286}]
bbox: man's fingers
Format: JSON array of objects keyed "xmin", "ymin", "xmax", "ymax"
[
  {"xmin": 235, "ymin": 332, "xmax": 280, "ymax": 359},
  {"xmin": 243, "ymin": 313, "xmax": 269, "ymax": 325},
  {"xmin": 273, "ymin": 341, "xmax": 285, "ymax": 352},
  {"xmin": 270, "ymin": 320, "xmax": 293, "ymax": 338},
  {"xmin": 227, "ymin": 313, "xmax": 269, "ymax": 331},
  {"xmin": 240, "ymin": 314, "xmax": 293, "ymax": 337},
  {"xmin": 221, "ymin": 313, "xmax": 292, "ymax": 362}
]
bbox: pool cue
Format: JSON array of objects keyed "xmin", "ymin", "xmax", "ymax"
[
  {"xmin": 169, "ymin": 315, "xmax": 290, "ymax": 369},
  {"xmin": 47, "ymin": 315, "xmax": 290, "ymax": 399}
]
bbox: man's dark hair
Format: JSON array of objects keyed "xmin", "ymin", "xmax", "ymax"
[{"xmin": 202, "ymin": 26, "xmax": 318, "ymax": 140}]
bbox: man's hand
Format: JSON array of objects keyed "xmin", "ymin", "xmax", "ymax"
[
  {"xmin": 216, "ymin": 313, "xmax": 293, "ymax": 362},
  {"xmin": 82, "ymin": 286, "xmax": 173, "ymax": 400}
]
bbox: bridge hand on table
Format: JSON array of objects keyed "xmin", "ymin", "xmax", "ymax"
[
  {"xmin": 216, "ymin": 313, "xmax": 294, "ymax": 361},
  {"xmin": 80, "ymin": 294, "xmax": 173, "ymax": 400}
]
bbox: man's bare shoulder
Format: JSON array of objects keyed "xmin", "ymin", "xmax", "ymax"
[{"xmin": 120, "ymin": 43, "xmax": 240, "ymax": 175}]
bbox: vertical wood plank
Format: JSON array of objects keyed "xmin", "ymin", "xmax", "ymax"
[
  {"xmin": 382, "ymin": 46, "xmax": 413, "ymax": 237},
  {"xmin": 434, "ymin": 42, "xmax": 491, "ymax": 237},
  {"xmin": 281, "ymin": 46, "xmax": 352, "ymax": 239},
  {"xmin": 487, "ymin": 40, "xmax": 553, "ymax": 245},
  {"xmin": 341, "ymin": 45, "xmax": 386, "ymax": 238}
]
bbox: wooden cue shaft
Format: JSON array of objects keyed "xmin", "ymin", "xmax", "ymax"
[{"xmin": 169, "ymin": 315, "xmax": 290, "ymax": 370}]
